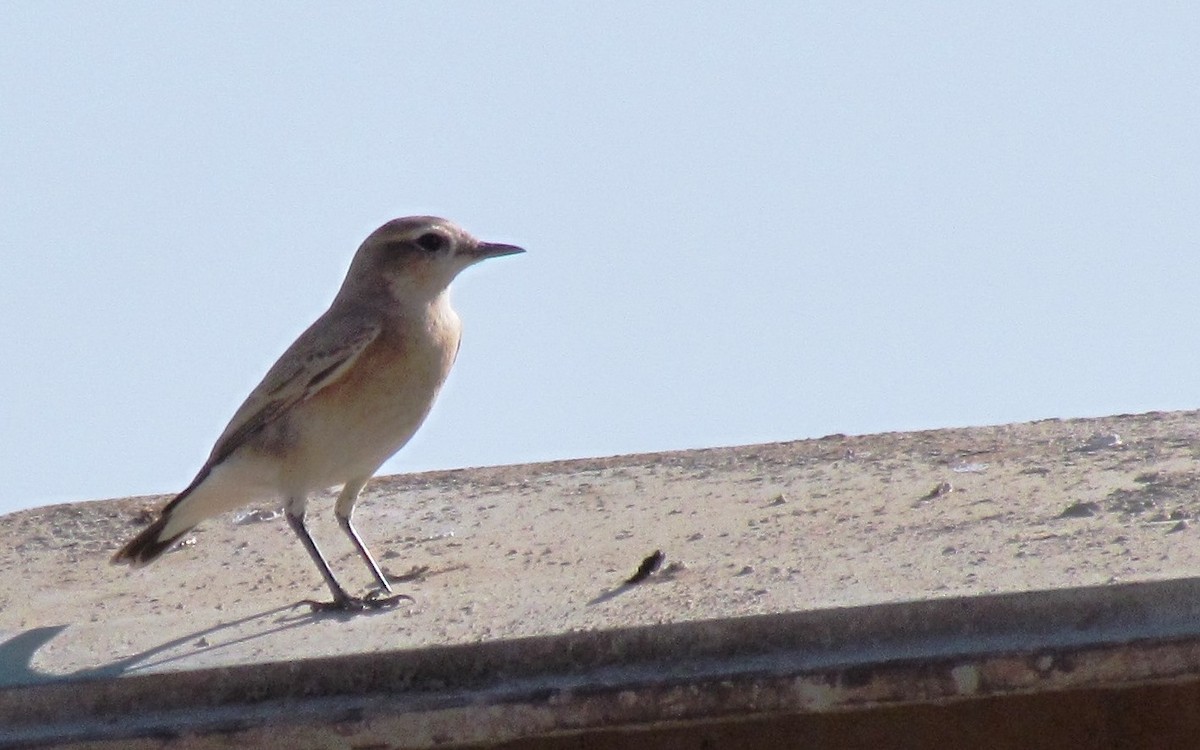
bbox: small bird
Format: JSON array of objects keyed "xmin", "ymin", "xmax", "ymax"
[{"xmin": 112, "ymin": 216, "xmax": 524, "ymax": 611}]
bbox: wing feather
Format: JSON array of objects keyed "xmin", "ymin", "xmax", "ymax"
[
  {"xmin": 163, "ymin": 310, "xmax": 381, "ymax": 512},
  {"xmin": 212, "ymin": 311, "xmax": 380, "ymax": 463}
]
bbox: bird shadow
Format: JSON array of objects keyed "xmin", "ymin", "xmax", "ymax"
[
  {"xmin": 587, "ymin": 583, "xmax": 638, "ymax": 606},
  {"xmin": 0, "ymin": 600, "xmax": 380, "ymax": 688}
]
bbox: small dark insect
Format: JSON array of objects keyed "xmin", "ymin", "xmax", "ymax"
[
  {"xmin": 1059, "ymin": 501, "xmax": 1100, "ymax": 519},
  {"xmin": 625, "ymin": 550, "xmax": 665, "ymax": 585}
]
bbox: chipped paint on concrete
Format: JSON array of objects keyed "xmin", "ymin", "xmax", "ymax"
[
  {"xmin": 795, "ymin": 677, "xmax": 837, "ymax": 711},
  {"xmin": 951, "ymin": 664, "xmax": 981, "ymax": 695}
]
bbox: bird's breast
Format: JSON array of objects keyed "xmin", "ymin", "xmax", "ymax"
[{"xmin": 284, "ymin": 303, "xmax": 462, "ymax": 487}]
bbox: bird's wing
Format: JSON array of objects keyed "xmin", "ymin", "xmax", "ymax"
[
  {"xmin": 159, "ymin": 309, "xmax": 382, "ymax": 515},
  {"xmin": 205, "ymin": 309, "xmax": 382, "ymax": 470}
]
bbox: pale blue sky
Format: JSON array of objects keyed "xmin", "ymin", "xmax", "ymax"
[{"xmin": 2, "ymin": 4, "xmax": 1199, "ymax": 514}]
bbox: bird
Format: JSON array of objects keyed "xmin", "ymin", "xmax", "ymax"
[{"xmin": 112, "ymin": 216, "xmax": 524, "ymax": 612}]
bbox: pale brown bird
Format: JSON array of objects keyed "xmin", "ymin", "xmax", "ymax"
[{"xmin": 112, "ymin": 216, "xmax": 524, "ymax": 611}]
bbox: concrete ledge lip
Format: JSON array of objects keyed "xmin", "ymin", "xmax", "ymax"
[{"xmin": 6, "ymin": 576, "xmax": 1200, "ymax": 747}]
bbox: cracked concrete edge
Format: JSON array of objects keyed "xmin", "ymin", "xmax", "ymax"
[{"xmin": 5, "ymin": 576, "xmax": 1200, "ymax": 748}]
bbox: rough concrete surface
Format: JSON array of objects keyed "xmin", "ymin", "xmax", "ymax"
[{"xmin": 2, "ymin": 410, "xmax": 1200, "ymax": 687}]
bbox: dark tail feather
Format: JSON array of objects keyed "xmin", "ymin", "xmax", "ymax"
[{"xmin": 111, "ymin": 513, "xmax": 191, "ymax": 567}]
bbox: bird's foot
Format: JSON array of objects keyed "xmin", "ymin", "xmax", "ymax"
[{"xmin": 300, "ymin": 588, "xmax": 413, "ymax": 613}]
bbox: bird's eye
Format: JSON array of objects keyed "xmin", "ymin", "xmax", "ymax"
[{"xmin": 415, "ymin": 232, "xmax": 446, "ymax": 252}]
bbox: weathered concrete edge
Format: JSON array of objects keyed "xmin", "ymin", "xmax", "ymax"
[{"xmin": 6, "ymin": 576, "xmax": 1200, "ymax": 747}]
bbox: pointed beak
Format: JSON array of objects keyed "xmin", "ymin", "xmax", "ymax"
[{"xmin": 468, "ymin": 241, "xmax": 526, "ymax": 260}]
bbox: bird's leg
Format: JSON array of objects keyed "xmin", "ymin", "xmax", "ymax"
[
  {"xmin": 334, "ymin": 480, "xmax": 400, "ymax": 595},
  {"xmin": 337, "ymin": 514, "xmax": 393, "ymax": 591},
  {"xmin": 285, "ymin": 506, "xmax": 351, "ymax": 607},
  {"xmin": 284, "ymin": 502, "xmax": 404, "ymax": 612}
]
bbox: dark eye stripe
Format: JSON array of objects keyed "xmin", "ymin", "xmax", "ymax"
[{"xmin": 415, "ymin": 232, "xmax": 445, "ymax": 252}]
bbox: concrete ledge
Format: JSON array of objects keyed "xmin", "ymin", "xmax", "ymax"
[
  {"xmin": 5, "ymin": 409, "xmax": 1200, "ymax": 747},
  {"xmin": 6, "ymin": 576, "xmax": 1200, "ymax": 747}
]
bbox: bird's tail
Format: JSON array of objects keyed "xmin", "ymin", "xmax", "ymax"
[
  {"xmin": 111, "ymin": 460, "xmax": 263, "ymax": 567},
  {"xmin": 111, "ymin": 467, "xmax": 216, "ymax": 567},
  {"xmin": 110, "ymin": 511, "xmax": 194, "ymax": 567}
]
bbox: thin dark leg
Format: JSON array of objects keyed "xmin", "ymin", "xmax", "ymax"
[
  {"xmin": 337, "ymin": 514, "xmax": 392, "ymax": 592},
  {"xmin": 285, "ymin": 509, "xmax": 351, "ymax": 606},
  {"xmin": 285, "ymin": 507, "xmax": 410, "ymax": 613}
]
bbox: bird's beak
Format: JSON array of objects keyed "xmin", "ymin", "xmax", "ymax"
[{"xmin": 468, "ymin": 241, "xmax": 526, "ymax": 260}]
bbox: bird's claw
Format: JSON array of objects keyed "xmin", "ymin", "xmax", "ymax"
[
  {"xmin": 300, "ymin": 589, "xmax": 413, "ymax": 613},
  {"xmin": 365, "ymin": 588, "xmax": 414, "ymax": 606}
]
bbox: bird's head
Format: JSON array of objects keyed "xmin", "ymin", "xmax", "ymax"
[{"xmin": 343, "ymin": 216, "xmax": 524, "ymax": 304}]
